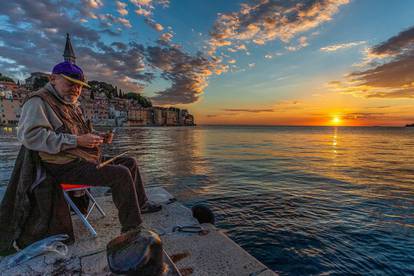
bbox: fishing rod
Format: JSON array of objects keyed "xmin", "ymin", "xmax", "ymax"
[
  {"xmin": 95, "ymin": 126, "xmax": 125, "ymax": 169},
  {"xmin": 96, "ymin": 151, "xmax": 130, "ymax": 169}
]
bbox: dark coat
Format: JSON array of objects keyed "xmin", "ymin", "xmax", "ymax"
[{"xmin": 0, "ymin": 146, "xmax": 74, "ymax": 256}]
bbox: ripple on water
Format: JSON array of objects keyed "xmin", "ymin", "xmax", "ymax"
[{"xmin": 0, "ymin": 126, "xmax": 413, "ymax": 275}]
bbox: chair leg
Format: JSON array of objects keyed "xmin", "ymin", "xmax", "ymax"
[
  {"xmin": 85, "ymin": 189, "xmax": 106, "ymax": 217},
  {"xmin": 63, "ymin": 191, "xmax": 97, "ymax": 237}
]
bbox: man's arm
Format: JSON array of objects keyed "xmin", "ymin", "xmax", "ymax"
[{"xmin": 17, "ymin": 97, "xmax": 78, "ymax": 154}]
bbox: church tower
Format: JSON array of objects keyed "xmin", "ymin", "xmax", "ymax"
[{"xmin": 63, "ymin": 33, "xmax": 76, "ymax": 64}]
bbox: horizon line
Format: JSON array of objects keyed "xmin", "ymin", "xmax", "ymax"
[{"xmin": 197, "ymin": 124, "xmax": 408, "ymax": 128}]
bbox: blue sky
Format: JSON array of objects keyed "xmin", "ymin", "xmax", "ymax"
[{"xmin": 1, "ymin": 1, "xmax": 414, "ymax": 125}]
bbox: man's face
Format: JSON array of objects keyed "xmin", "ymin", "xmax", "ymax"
[{"xmin": 50, "ymin": 74, "xmax": 83, "ymax": 103}]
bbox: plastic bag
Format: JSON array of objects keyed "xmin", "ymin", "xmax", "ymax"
[{"xmin": 5, "ymin": 234, "xmax": 69, "ymax": 269}]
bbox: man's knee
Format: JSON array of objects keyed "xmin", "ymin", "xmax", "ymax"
[
  {"xmin": 124, "ymin": 156, "xmax": 138, "ymax": 168},
  {"xmin": 112, "ymin": 165, "xmax": 133, "ymax": 182}
]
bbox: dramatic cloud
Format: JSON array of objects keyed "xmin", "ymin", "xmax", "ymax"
[
  {"xmin": 0, "ymin": 0, "xmax": 228, "ymax": 104},
  {"xmin": 0, "ymin": 0, "xmax": 352, "ymax": 106},
  {"xmin": 332, "ymin": 26, "xmax": 414, "ymax": 99},
  {"xmin": 208, "ymin": 0, "xmax": 349, "ymax": 56},
  {"xmin": 0, "ymin": 1, "xmax": 151, "ymax": 92},
  {"xmin": 370, "ymin": 26, "xmax": 414, "ymax": 57},
  {"xmin": 78, "ymin": 42, "xmax": 154, "ymax": 91},
  {"xmin": 147, "ymin": 44, "xmax": 226, "ymax": 104},
  {"xmin": 320, "ymin": 41, "xmax": 365, "ymax": 52}
]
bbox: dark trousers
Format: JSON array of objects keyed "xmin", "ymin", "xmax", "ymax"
[{"xmin": 43, "ymin": 156, "xmax": 148, "ymax": 232}]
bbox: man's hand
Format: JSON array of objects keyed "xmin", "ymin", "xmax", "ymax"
[
  {"xmin": 103, "ymin": 132, "xmax": 114, "ymax": 144},
  {"xmin": 77, "ymin": 134, "xmax": 104, "ymax": 148}
]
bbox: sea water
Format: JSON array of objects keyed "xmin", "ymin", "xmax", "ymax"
[{"xmin": 1, "ymin": 126, "xmax": 413, "ymax": 275}]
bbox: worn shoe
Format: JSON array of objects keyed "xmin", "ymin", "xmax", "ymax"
[{"xmin": 141, "ymin": 201, "xmax": 162, "ymax": 214}]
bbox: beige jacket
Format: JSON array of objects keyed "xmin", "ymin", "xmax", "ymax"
[{"xmin": 17, "ymin": 83, "xmax": 78, "ymax": 163}]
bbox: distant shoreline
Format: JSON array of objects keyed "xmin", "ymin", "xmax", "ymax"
[{"xmin": 198, "ymin": 124, "xmax": 408, "ymax": 128}]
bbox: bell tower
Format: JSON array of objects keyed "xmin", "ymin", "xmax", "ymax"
[{"xmin": 63, "ymin": 33, "xmax": 76, "ymax": 64}]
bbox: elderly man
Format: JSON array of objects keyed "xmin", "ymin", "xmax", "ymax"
[{"xmin": 16, "ymin": 61, "xmax": 159, "ymax": 237}]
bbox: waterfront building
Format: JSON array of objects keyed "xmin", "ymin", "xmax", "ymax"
[
  {"xmin": 25, "ymin": 72, "xmax": 49, "ymax": 89},
  {"xmin": 79, "ymin": 89, "xmax": 110, "ymax": 124},
  {"xmin": 164, "ymin": 108, "xmax": 179, "ymax": 126},
  {"xmin": 127, "ymin": 106, "xmax": 148, "ymax": 126},
  {"xmin": 184, "ymin": 114, "xmax": 195, "ymax": 126},
  {"xmin": 0, "ymin": 81, "xmax": 18, "ymax": 91},
  {"xmin": 0, "ymin": 94, "xmax": 23, "ymax": 126},
  {"xmin": 152, "ymin": 107, "xmax": 164, "ymax": 125},
  {"xmin": 178, "ymin": 109, "xmax": 188, "ymax": 125}
]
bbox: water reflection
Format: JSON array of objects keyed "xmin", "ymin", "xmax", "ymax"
[{"xmin": 0, "ymin": 126, "xmax": 413, "ymax": 275}]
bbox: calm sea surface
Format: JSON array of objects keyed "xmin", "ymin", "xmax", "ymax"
[{"xmin": 1, "ymin": 126, "xmax": 413, "ymax": 275}]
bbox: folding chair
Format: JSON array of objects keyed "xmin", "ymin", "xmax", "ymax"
[{"xmin": 60, "ymin": 184, "xmax": 106, "ymax": 237}]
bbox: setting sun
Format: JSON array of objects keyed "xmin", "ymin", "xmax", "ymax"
[{"xmin": 332, "ymin": 116, "xmax": 342, "ymax": 125}]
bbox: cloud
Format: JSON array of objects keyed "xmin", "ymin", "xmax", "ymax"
[
  {"xmin": 320, "ymin": 41, "xmax": 365, "ymax": 52},
  {"xmin": 367, "ymin": 106, "xmax": 391, "ymax": 109},
  {"xmin": 208, "ymin": 0, "xmax": 349, "ymax": 55},
  {"xmin": 0, "ymin": 0, "xmax": 229, "ymax": 105},
  {"xmin": 0, "ymin": 1, "xmax": 152, "ymax": 92},
  {"xmin": 116, "ymin": 1, "xmax": 129, "ymax": 16},
  {"xmin": 117, "ymin": 17, "xmax": 132, "ymax": 28},
  {"xmin": 370, "ymin": 26, "xmax": 414, "ymax": 57},
  {"xmin": 342, "ymin": 112, "xmax": 385, "ymax": 120},
  {"xmin": 365, "ymin": 88, "xmax": 414, "ymax": 99},
  {"xmin": 147, "ymin": 44, "xmax": 225, "ymax": 104},
  {"xmin": 130, "ymin": 0, "xmax": 169, "ymax": 7},
  {"xmin": 83, "ymin": 0, "xmax": 103, "ymax": 9},
  {"xmin": 223, "ymin": 108, "xmax": 274, "ymax": 113},
  {"xmin": 78, "ymin": 42, "xmax": 154, "ymax": 91},
  {"xmin": 286, "ymin": 36, "xmax": 309, "ymax": 52},
  {"xmin": 80, "ymin": 0, "xmax": 104, "ymax": 19},
  {"xmin": 331, "ymin": 25, "xmax": 414, "ymax": 99},
  {"xmin": 98, "ymin": 13, "xmax": 132, "ymax": 28},
  {"xmin": 131, "ymin": 0, "xmax": 169, "ymax": 31},
  {"xmin": 159, "ymin": 32, "xmax": 173, "ymax": 42},
  {"xmin": 135, "ymin": 8, "xmax": 151, "ymax": 17},
  {"xmin": 145, "ymin": 18, "xmax": 164, "ymax": 31}
]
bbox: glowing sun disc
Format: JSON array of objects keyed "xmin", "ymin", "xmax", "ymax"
[{"xmin": 332, "ymin": 116, "xmax": 341, "ymax": 125}]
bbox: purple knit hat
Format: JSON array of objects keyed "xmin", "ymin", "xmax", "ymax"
[{"xmin": 52, "ymin": 61, "xmax": 90, "ymax": 88}]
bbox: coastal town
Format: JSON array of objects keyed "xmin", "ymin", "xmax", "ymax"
[{"xmin": 0, "ymin": 35, "xmax": 195, "ymax": 128}]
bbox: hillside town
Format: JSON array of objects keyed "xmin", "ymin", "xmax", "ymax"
[{"xmin": 0, "ymin": 34, "xmax": 195, "ymax": 127}]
